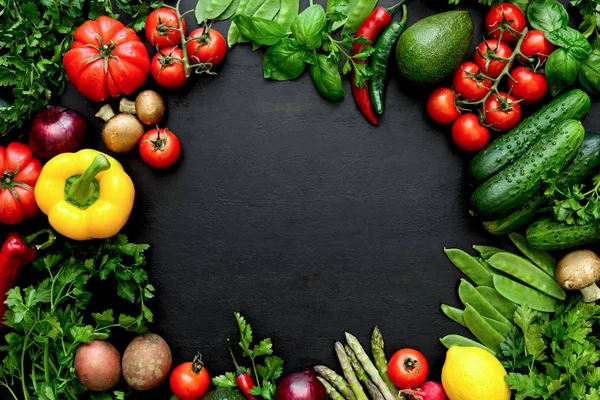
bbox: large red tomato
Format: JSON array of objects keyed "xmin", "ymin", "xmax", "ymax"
[
  {"xmin": 0, "ymin": 143, "xmax": 42, "ymax": 225},
  {"xmin": 63, "ymin": 16, "xmax": 150, "ymax": 102}
]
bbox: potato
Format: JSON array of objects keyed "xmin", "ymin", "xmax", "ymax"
[
  {"xmin": 122, "ymin": 333, "xmax": 172, "ymax": 391},
  {"xmin": 74, "ymin": 340, "xmax": 121, "ymax": 391}
]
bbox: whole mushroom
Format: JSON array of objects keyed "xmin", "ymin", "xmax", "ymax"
[
  {"xmin": 95, "ymin": 104, "xmax": 144, "ymax": 154},
  {"xmin": 556, "ymin": 250, "xmax": 600, "ymax": 302},
  {"xmin": 119, "ymin": 90, "xmax": 166, "ymax": 125}
]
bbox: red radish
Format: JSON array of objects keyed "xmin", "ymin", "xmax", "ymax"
[{"xmin": 400, "ymin": 381, "xmax": 447, "ymax": 400}]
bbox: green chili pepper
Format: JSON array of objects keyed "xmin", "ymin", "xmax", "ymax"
[{"xmin": 369, "ymin": 5, "xmax": 408, "ymax": 116}]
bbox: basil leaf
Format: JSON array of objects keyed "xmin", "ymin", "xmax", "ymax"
[
  {"xmin": 291, "ymin": 4, "xmax": 327, "ymax": 50},
  {"xmin": 263, "ymin": 39, "xmax": 307, "ymax": 81},
  {"xmin": 545, "ymin": 48, "xmax": 580, "ymax": 96},
  {"xmin": 579, "ymin": 49, "xmax": 600, "ymax": 95},
  {"xmin": 234, "ymin": 15, "xmax": 289, "ymax": 46},
  {"xmin": 545, "ymin": 27, "xmax": 592, "ymax": 59},
  {"xmin": 527, "ymin": 0, "xmax": 568, "ymax": 32},
  {"xmin": 309, "ymin": 54, "xmax": 345, "ymax": 100}
]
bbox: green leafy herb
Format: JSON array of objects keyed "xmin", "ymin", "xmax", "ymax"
[
  {"xmin": 234, "ymin": 15, "xmax": 290, "ymax": 46},
  {"xmin": 527, "ymin": 0, "xmax": 569, "ymax": 32},
  {"xmin": 309, "ymin": 54, "xmax": 345, "ymax": 100},
  {"xmin": 448, "ymin": 0, "xmax": 530, "ymax": 11},
  {"xmin": 291, "ymin": 4, "xmax": 328, "ymax": 50},
  {"xmin": 546, "ymin": 27, "xmax": 592, "ymax": 59},
  {"xmin": 545, "ymin": 48, "xmax": 581, "ymax": 95},
  {"xmin": 544, "ymin": 172, "xmax": 600, "ymax": 225},
  {"xmin": 264, "ymin": 39, "xmax": 307, "ymax": 80}
]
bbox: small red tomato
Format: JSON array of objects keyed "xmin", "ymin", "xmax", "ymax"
[
  {"xmin": 139, "ymin": 128, "xmax": 181, "ymax": 169},
  {"xmin": 426, "ymin": 88, "xmax": 460, "ymax": 124},
  {"xmin": 145, "ymin": 8, "xmax": 187, "ymax": 49},
  {"xmin": 151, "ymin": 47, "xmax": 188, "ymax": 89},
  {"xmin": 520, "ymin": 30, "xmax": 556, "ymax": 63},
  {"xmin": 451, "ymin": 114, "xmax": 490, "ymax": 152},
  {"xmin": 187, "ymin": 28, "xmax": 227, "ymax": 66},
  {"xmin": 170, "ymin": 358, "xmax": 210, "ymax": 400},
  {"xmin": 388, "ymin": 349, "xmax": 429, "ymax": 389},
  {"xmin": 507, "ymin": 66, "xmax": 548, "ymax": 104},
  {"xmin": 473, "ymin": 40, "xmax": 513, "ymax": 78},
  {"xmin": 452, "ymin": 62, "xmax": 492, "ymax": 101},
  {"xmin": 485, "ymin": 3, "xmax": 526, "ymax": 43},
  {"xmin": 484, "ymin": 92, "xmax": 522, "ymax": 131}
]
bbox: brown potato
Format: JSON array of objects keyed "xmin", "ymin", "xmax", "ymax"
[
  {"xmin": 122, "ymin": 333, "xmax": 172, "ymax": 391},
  {"xmin": 74, "ymin": 340, "xmax": 121, "ymax": 391}
]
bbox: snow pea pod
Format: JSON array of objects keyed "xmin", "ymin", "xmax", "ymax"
[
  {"xmin": 508, "ymin": 232, "xmax": 556, "ymax": 277},
  {"xmin": 439, "ymin": 334, "xmax": 496, "ymax": 355},
  {"xmin": 217, "ymin": 0, "xmax": 242, "ymax": 20},
  {"xmin": 463, "ymin": 305, "xmax": 505, "ymax": 353},
  {"xmin": 473, "ymin": 245, "xmax": 505, "ymax": 260},
  {"xmin": 444, "ymin": 248, "xmax": 493, "ymax": 287},
  {"xmin": 227, "ymin": 0, "xmax": 251, "ymax": 46},
  {"xmin": 493, "ymin": 274, "xmax": 557, "ymax": 312},
  {"xmin": 253, "ymin": 0, "xmax": 281, "ymax": 20},
  {"xmin": 478, "ymin": 258, "xmax": 494, "ymax": 275},
  {"xmin": 328, "ymin": 0, "xmax": 359, "ymax": 31},
  {"xmin": 342, "ymin": 0, "xmax": 378, "ymax": 35},
  {"xmin": 275, "ymin": 0, "xmax": 299, "ymax": 30},
  {"xmin": 441, "ymin": 304, "xmax": 466, "ymax": 328},
  {"xmin": 485, "ymin": 317, "xmax": 512, "ymax": 337},
  {"xmin": 196, "ymin": 0, "xmax": 236, "ymax": 22},
  {"xmin": 458, "ymin": 279, "xmax": 511, "ymax": 325},
  {"xmin": 476, "ymin": 286, "xmax": 518, "ymax": 321},
  {"xmin": 487, "ymin": 253, "xmax": 566, "ymax": 300}
]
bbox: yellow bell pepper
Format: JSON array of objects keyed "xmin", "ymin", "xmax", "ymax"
[{"xmin": 34, "ymin": 149, "xmax": 135, "ymax": 241}]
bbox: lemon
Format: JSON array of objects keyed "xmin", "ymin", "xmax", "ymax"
[{"xmin": 441, "ymin": 346, "xmax": 511, "ymax": 400}]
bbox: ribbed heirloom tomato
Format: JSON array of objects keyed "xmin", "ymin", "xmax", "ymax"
[
  {"xmin": 145, "ymin": 8, "xmax": 186, "ymax": 49},
  {"xmin": 187, "ymin": 28, "xmax": 227, "ymax": 66},
  {"xmin": 63, "ymin": 16, "xmax": 150, "ymax": 102}
]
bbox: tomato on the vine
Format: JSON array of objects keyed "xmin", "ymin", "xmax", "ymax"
[
  {"xmin": 507, "ymin": 66, "xmax": 548, "ymax": 104},
  {"xmin": 520, "ymin": 30, "xmax": 556, "ymax": 63},
  {"xmin": 452, "ymin": 62, "xmax": 492, "ymax": 101},
  {"xmin": 187, "ymin": 28, "xmax": 227, "ymax": 66},
  {"xmin": 452, "ymin": 114, "xmax": 490, "ymax": 152},
  {"xmin": 139, "ymin": 128, "xmax": 181, "ymax": 169},
  {"xmin": 473, "ymin": 40, "xmax": 513, "ymax": 78},
  {"xmin": 484, "ymin": 92, "xmax": 522, "ymax": 131},
  {"xmin": 170, "ymin": 356, "xmax": 210, "ymax": 400},
  {"xmin": 145, "ymin": 8, "xmax": 186, "ymax": 49},
  {"xmin": 388, "ymin": 349, "xmax": 429, "ymax": 389},
  {"xmin": 426, "ymin": 88, "xmax": 460, "ymax": 124},
  {"xmin": 485, "ymin": 3, "xmax": 526, "ymax": 43},
  {"xmin": 151, "ymin": 47, "xmax": 188, "ymax": 89}
]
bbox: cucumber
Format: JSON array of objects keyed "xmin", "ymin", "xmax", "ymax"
[
  {"xmin": 483, "ymin": 132, "xmax": 600, "ymax": 235},
  {"xmin": 526, "ymin": 218, "xmax": 600, "ymax": 250},
  {"xmin": 471, "ymin": 120, "xmax": 585, "ymax": 219},
  {"xmin": 469, "ymin": 89, "xmax": 591, "ymax": 183}
]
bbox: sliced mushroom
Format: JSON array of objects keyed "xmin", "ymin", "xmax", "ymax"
[{"xmin": 556, "ymin": 250, "xmax": 600, "ymax": 302}]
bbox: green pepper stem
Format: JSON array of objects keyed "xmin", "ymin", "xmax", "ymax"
[
  {"xmin": 400, "ymin": 4, "xmax": 408, "ymax": 25},
  {"xmin": 23, "ymin": 229, "xmax": 56, "ymax": 250},
  {"xmin": 66, "ymin": 154, "xmax": 110, "ymax": 207},
  {"xmin": 387, "ymin": 0, "xmax": 408, "ymax": 15}
]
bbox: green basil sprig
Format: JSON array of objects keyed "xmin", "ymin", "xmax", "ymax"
[{"xmin": 526, "ymin": 0, "xmax": 568, "ymax": 32}]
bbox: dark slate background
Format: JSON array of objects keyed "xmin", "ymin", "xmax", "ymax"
[{"xmin": 3, "ymin": 0, "xmax": 596, "ymax": 398}]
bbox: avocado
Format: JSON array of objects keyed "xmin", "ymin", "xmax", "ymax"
[
  {"xmin": 202, "ymin": 388, "xmax": 246, "ymax": 400},
  {"xmin": 395, "ymin": 10, "xmax": 474, "ymax": 85}
]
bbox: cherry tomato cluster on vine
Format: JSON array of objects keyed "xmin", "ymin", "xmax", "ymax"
[
  {"xmin": 145, "ymin": 8, "xmax": 227, "ymax": 89},
  {"xmin": 426, "ymin": 3, "xmax": 556, "ymax": 152}
]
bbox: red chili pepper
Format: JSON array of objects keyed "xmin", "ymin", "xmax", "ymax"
[
  {"xmin": 227, "ymin": 339, "xmax": 258, "ymax": 400},
  {"xmin": 0, "ymin": 229, "xmax": 55, "ymax": 329},
  {"xmin": 351, "ymin": 1, "xmax": 406, "ymax": 125}
]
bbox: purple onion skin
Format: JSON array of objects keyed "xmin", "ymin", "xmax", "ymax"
[
  {"xmin": 29, "ymin": 105, "xmax": 86, "ymax": 160},
  {"xmin": 275, "ymin": 370, "xmax": 328, "ymax": 400}
]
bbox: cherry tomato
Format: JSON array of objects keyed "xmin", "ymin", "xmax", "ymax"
[
  {"xmin": 187, "ymin": 28, "xmax": 227, "ymax": 66},
  {"xmin": 145, "ymin": 8, "xmax": 186, "ymax": 49},
  {"xmin": 507, "ymin": 66, "xmax": 548, "ymax": 104},
  {"xmin": 139, "ymin": 128, "xmax": 181, "ymax": 169},
  {"xmin": 473, "ymin": 40, "xmax": 513, "ymax": 78},
  {"xmin": 452, "ymin": 62, "xmax": 492, "ymax": 101},
  {"xmin": 485, "ymin": 3, "xmax": 526, "ymax": 43},
  {"xmin": 170, "ymin": 359, "xmax": 210, "ymax": 400},
  {"xmin": 426, "ymin": 88, "xmax": 460, "ymax": 124},
  {"xmin": 451, "ymin": 114, "xmax": 490, "ymax": 152},
  {"xmin": 520, "ymin": 30, "xmax": 556, "ymax": 63},
  {"xmin": 484, "ymin": 92, "xmax": 522, "ymax": 131},
  {"xmin": 388, "ymin": 349, "xmax": 429, "ymax": 389},
  {"xmin": 151, "ymin": 47, "xmax": 188, "ymax": 89}
]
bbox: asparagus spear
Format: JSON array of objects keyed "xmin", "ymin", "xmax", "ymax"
[
  {"xmin": 314, "ymin": 365, "xmax": 357, "ymax": 400},
  {"xmin": 335, "ymin": 342, "xmax": 369, "ymax": 400},
  {"xmin": 371, "ymin": 326, "xmax": 398, "ymax": 393},
  {"xmin": 366, "ymin": 380, "xmax": 386, "ymax": 400},
  {"xmin": 318, "ymin": 376, "xmax": 347, "ymax": 400},
  {"xmin": 346, "ymin": 344, "xmax": 385, "ymax": 400},
  {"xmin": 345, "ymin": 332, "xmax": 397, "ymax": 400}
]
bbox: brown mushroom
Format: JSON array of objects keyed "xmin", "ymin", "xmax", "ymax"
[
  {"xmin": 555, "ymin": 250, "xmax": 600, "ymax": 302},
  {"xmin": 119, "ymin": 90, "xmax": 166, "ymax": 125},
  {"xmin": 95, "ymin": 105, "xmax": 144, "ymax": 154}
]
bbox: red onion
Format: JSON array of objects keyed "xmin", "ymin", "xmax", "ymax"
[
  {"xmin": 29, "ymin": 105, "xmax": 86, "ymax": 159},
  {"xmin": 275, "ymin": 370, "xmax": 327, "ymax": 400}
]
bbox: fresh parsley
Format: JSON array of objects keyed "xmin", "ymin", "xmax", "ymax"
[{"xmin": 544, "ymin": 172, "xmax": 600, "ymax": 225}]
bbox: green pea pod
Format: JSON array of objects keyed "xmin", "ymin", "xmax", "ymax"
[
  {"xmin": 253, "ymin": 0, "xmax": 281, "ymax": 20},
  {"xmin": 341, "ymin": 0, "xmax": 378, "ymax": 36},
  {"xmin": 487, "ymin": 253, "xmax": 566, "ymax": 300},
  {"xmin": 484, "ymin": 317, "xmax": 512, "ymax": 337},
  {"xmin": 478, "ymin": 258, "xmax": 494, "ymax": 275},
  {"xmin": 328, "ymin": 0, "xmax": 359, "ymax": 31},
  {"xmin": 227, "ymin": 0, "xmax": 251, "ymax": 47},
  {"xmin": 508, "ymin": 232, "xmax": 557, "ymax": 277},
  {"xmin": 276, "ymin": 0, "xmax": 299, "ymax": 30},
  {"xmin": 439, "ymin": 334, "xmax": 496, "ymax": 355},
  {"xmin": 476, "ymin": 286, "xmax": 518, "ymax": 321},
  {"xmin": 493, "ymin": 274, "xmax": 557, "ymax": 313},
  {"xmin": 196, "ymin": 0, "xmax": 236, "ymax": 22},
  {"xmin": 463, "ymin": 305, "xmax": 505, "ymax": 353},
  {"xmin": 369, "ymin": 10, "xmax": 407, "ymax": 115},
  {"xmin": 444, "ymin": 248, "xmax": 493, "ymax": 287},
  {"xmin": 441, "ymin": 304, "xmax": 466, "ymax": 328},
  {"xmin": 217, "ymin": 0, "xmax": 242, "ymax": 20},
  {"xmin": 472, "ymin": 245, "xmax": 505, "ymax": 260},
  {"xmin": 458, "ymin": 279, "xmax": 511, "ymax": 325}
]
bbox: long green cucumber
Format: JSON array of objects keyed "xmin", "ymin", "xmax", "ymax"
[
  {"xmin": 483, "ymin": 132, "xmax": 600, "ymax": 235},
  {"xmin": 471, "ymin": 120, "xmax": 585, "ymax": 219},
  {"xmin": 469, "ymin": 89, "xmax": 591, "ymax": 183},
  {"xmin": 526, "ymin": 217, "xmax": 600, "ymax": 250}
]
